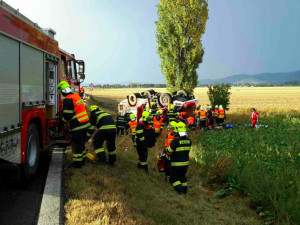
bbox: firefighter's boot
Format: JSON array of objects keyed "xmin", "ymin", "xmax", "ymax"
[
  {"xmin": 109, "ymin": 154, "xmax": 116, "ymax": 166},
  {"xmin": 97, "ymin": 152, "xmax": 106, "ymax": 163}
]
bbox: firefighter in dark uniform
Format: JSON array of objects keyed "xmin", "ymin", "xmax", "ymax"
[
  {"xmin": 116, "ymin": 111, "xmax": 126, "ymax": 136},
  {"xmin": 150, "ymin": 102, "xmax": 158, "ymax": 115},
  {"xmin": 57, "ymin": 81, "xmax": 90, "ymax": 168},
  {"xmin": 168, "ymin": 105, "xmax": 177, "ymax": 124},
  {"xmin": 167, "ymin": 122, "xmax": 192, "ymax": 194},
  {"xmin": 87, "ymin": 105, "xmax": 117, "ymax": 165},
  {"xmin": 135, "ymin": 111, "xmax": 155, "ymax": 173}
]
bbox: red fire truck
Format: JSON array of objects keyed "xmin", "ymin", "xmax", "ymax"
[{"xmin": 0, "ymin": 1, "xmax": 86, "ymax": 178}]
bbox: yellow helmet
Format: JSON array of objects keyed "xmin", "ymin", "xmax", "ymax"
[
  {"xmin": 130, "ymin": 113, "xmax": 136, "ymax": 120},
  {"xmin": 168, "ymin": 121, "xmax": 178, "ymax": 132},
  {"xmin": 177, "ymin": 122, "xmax": 186, "ymax": 132},
  {"xmin": 90, "ymin": 105, "xmax": 98, "ymax": 112},
  {"xmin": 156, "ymin": 110, "xmax": 162, "ymax": 115},
  {"xmin": 142, "ymin": 111, "xmax": 150, "ymax": 121},
  {"xmin": 57, "ymin": 81, "xmax": 70, "ymax": 93}
]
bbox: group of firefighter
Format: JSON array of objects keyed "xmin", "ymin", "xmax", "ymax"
[
  {"xmin": 57, "ymin": 81, "xmax": 192, "ymax": 194},
  {"xmin": 57, "ymin": 81, "xmax": 258, "ymax": 195}
]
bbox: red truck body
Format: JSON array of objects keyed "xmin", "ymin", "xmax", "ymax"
[{"xmin": 0, "ymin": 1, "xmax": 85, "ymax": 177}]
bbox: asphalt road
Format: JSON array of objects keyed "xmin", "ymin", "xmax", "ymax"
[{"xmin": 0, "ymin": 152, "xmax": 51, "ymax": 225}]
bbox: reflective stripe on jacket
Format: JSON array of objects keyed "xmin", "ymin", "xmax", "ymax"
[
  {"xmin": 62, "ymin": 93, "xmax": 90, "ymax": 132},
  {"xmin": 129, "ymin": 120, "xmax": 138, "ymax": 135},
  {"xmin": 165, "ymin": 132, "xmax": 175, "ymax": 148},
  {"xmin": 168, "ymin": 136, "xmax": 191, "ymax": 167},
  {"xmin": 218, "ymin": 109, "xmax": 225, "ymax": 119},
  {"xmin": 88, "ymin": 109, "xmax": 116, "ymax": 136},
  {"xmin": 153, "ymin": 116, "xmax": 164, "ymax": 133},
  {"xmin": 200, "ymin": 110, "xmax": 206, "ymax": 119}
]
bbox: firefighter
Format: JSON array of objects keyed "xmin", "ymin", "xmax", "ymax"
[
  {"xmin": 136, "ymin": 111, "xmax": 155, "ymax": 173},
  {"xmin": 187, "ymin": 116, "xmax": 196, "ymax": 130},
  {"xmin": 116, "ymin": 111, "xmax": 126, "ymax": 136},
  {"xmin": 217, "ymin": 105, "xmax": 226, "ymax": 125},
  {"xmin": 251, "ymin": 108, "xmax": 259, "ymax": 129},
  {"xmin": 194, "ymin": 104, "xmax": 200, "ymax": 126},
  {"xmin": 168, "ymin": 105, "xmax": 177, "ymax": 123},
  {"xmin": 87, "ymin": 105, "xmax": 117, "ymax": 165},
  {"xmin": 79, "ymin": 86, "xmax": 85, "ymax": 99},
  {"xmin": 206, "ymin": 106, "xmax": 213, "ymax": 129},
  {"xmin": 151, "ymin": 102, "xmax": 158, "ymax": 115},
  {"xmin": 128, "ymin": 113, "xmax": 138, "ymax": 143},
  {"xmin": 178, "ymin": 112, "xmax": 187, "ymax": 123},
  {"xmin": 164, "ymin": 121, "xmax": 178, "ymax": 180},
  {"xmin": 124, "ymin": 111, "xmax": 131, "ymax": 135},
  {"xmin": 214, "ymin": 105, "xmax": 219, "ymax": 124},
  {"xmin": 167, "ymin": 122, "xmax": 192, "ymax": 194},
  {"xmin": 57, "ymin": 81, "xmax": 90, "ymax": 168},
  {"xmin": 153, "ymin": 110, "xmax": 164, "ymax": 139},
  {"xmin": 137, "ymin": 102, "xmax": 146, "ymax": 122},
  {"xmin": 199, "ymin": 106, "xmax": 207, "ymax": 129}
]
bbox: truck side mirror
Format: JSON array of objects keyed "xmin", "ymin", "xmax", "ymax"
[
  {"xmin": 76, "ymin": 60, "xmax": 85, "ymax": 83},
  {"xmin": 77, "ymin": 60, "xmax": 85, "ymax": 74}
]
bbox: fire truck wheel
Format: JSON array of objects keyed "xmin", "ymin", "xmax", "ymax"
[
  {"xmin": 22, "ymin": 123, "xmax": 40, "ymax": 179},
  {"xmin": 143, "ymin": 89, "xmax": 156, "ymax": 99},
  {"xmin": 128, "ymin": 93, "xmax": 141, "ymax": 106},
  {"xmin": 157, "ymin": 93, "xmax": 163, "ymax": 107},
  {"xmin": 159, "ymin": 93, "xmax": 172, "ymax": 106},
  {"xmin": 177, "ymin": 89, "xmax": 189, "ymax": 98}
]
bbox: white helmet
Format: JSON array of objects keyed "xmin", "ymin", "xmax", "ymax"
[
  {"xmin": 200, "ymin": 106, "xmax": 204, "ymax": 110},
  {"xmin": 215, "ymin": 105, "xmax": 219, "ymax": 108},
  {"xmin": 209, "ymin": 106, "xmax": 212, "ymax": 109},
  {"xmin": 219, "ymin": 105, "xmax": 223, "ymax": 109}
]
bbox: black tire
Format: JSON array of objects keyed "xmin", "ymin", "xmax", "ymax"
[
  {"xmin": 177, "ymin": 89, "xmax": 189, "ymax": 98},
  {"xmin": 144, "ymin": 89, "xmax": 156, "ymax": 99},
  {"xmin": 22, "ymin": 123, "xmax": 40, "ymax": 180},
  {"xmin": 128, "ymin": 93, "xmax": 141, "ymax": 106},
  {"xmin": 159, "ymin": 93, "xmax": 173, "ymax": 106}
]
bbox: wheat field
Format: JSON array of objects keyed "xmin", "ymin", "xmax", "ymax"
[{"xmin": 86, "ymin": 87, "xmax": 300, "ymax": 112}]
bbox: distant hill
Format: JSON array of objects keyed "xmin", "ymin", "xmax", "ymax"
[{"xmin": 198, "ymin": 70, "xmax": 300, "ymax": 85}]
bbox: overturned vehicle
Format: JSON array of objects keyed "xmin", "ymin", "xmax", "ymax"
[{"xmin": 118, "ymin": 89, "xmax": 198, "ymax": 117}]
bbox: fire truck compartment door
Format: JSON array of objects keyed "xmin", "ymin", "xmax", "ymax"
[
  {"xmin": 0, "ymin": 34, "xmax": 20, "ymax": 132},
  {"xmin": 21, "ymin": 44, "xmax": 44, "ymax": 103}
]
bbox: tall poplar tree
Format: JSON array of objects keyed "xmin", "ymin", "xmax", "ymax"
[{"xmin": 156, "ymin": 0, "xmax": 209, "ymax": 94}]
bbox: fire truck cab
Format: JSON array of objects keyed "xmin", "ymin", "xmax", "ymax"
[{"xmin": 0, "ymin": 1, "xmax": 86, "ymax": 179}]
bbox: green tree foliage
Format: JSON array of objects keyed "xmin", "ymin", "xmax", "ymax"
[
  {"xmin": 156, "ymin": 0, "xmax": 209, "ymax": 94},
  {"xmin": 207, "ymin": 84, "xmax": 231, "ymax": 110}
]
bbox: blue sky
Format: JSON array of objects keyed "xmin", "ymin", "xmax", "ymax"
[{"xmin": 6, "ymin": 0, "xmax": 300, "ymax": 84}]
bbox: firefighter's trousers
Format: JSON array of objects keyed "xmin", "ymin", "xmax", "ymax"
[
  {"xmin": 117, "ymin": 127, "xmax": 125, "ymax": 136},
  {"xmin": 252, "ymin": 119, "xmax": 257, "ymax": 129},
  {"xmin": 93, "ymin": 131, "xmax": 117, "ymax": 165},
  {"xmin": 136, "ymin": 146, "xmax": 148, "ymax": 172},
  {"xmin": 131, "ymin": 134, "xmax": 135, "ymax": 143},
  {"xmin": 199, "ymin": 119, "xmax": 206, "ymax": 129},
  {"xmin": 170, "ymin": 166, "xmax": 188, "ymax": 194},
  {"xmin": 71, "ymin": 129, "xmax": 87, "ymax": 167}
]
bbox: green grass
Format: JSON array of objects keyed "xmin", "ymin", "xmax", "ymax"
[{"xmin": 192, "ymin": 113, "xmax": 300, "ymax": 224}]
